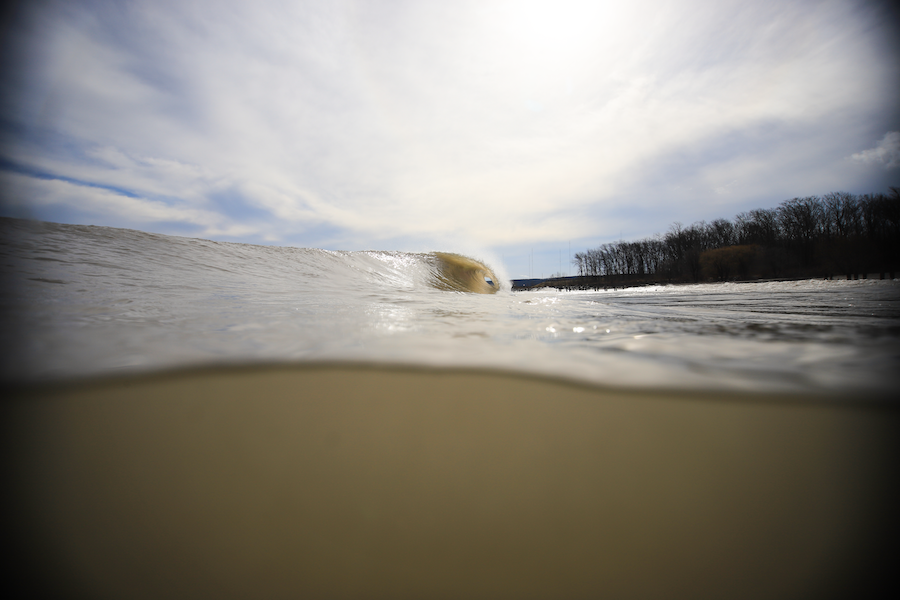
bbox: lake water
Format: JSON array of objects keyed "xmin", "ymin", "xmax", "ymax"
[{"xmin": 2, "ymin": 217, "xmax": 898, "ymax": 394}]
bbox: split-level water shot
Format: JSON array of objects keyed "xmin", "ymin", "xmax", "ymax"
[{"xmin": 2, "ymin": 1, "xmax": 898, "ymax": 598}]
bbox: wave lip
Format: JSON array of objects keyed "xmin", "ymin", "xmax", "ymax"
[{"xmin": 427, "ymin": 252, "xmax": 499, "ymax": 294}]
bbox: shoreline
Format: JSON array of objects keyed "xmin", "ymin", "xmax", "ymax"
[{"xmin": 512, "ymin": 273, "xmax": 899, "ymax": 291}]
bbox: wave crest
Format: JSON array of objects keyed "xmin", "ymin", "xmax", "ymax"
[{"xmin": 427, "ymin": 252, "xmax": 499, "ymax": 294}]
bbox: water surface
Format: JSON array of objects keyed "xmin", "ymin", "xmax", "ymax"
[{"xmin": 2, "ymin": 217, "xmax": 897, "ymax": 393}]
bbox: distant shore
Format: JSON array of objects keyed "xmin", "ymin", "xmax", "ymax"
[{"xmin": 511, "ymin": 271, "xmax": 898, "ymax": 291}]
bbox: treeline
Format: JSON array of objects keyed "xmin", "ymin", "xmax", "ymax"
[{"xmin": 572, "ymin": 190, "xmax": 900, "ymax": 283}]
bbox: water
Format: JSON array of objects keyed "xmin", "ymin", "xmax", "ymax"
[{"xmin": 2, "ymin": 217, "xmax": 898, "ymax": 393}]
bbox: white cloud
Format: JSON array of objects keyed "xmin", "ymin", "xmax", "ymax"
[
  {"xmin": 2, "ymin": 0, "xmax": 898, "ymax": 250},
  {"xmin": 851, "ymin": 132, "xmax": 900, "ymax": 170},
  {"xmin": 0, "ymin": 171, "xmax": 252, "ymax": 237}
]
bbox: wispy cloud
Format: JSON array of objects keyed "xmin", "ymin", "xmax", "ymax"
[
  {"xmin": 851, "ymin": 131, "xmax": 900, "ymax": 170},
  {"xmin": 0, "ymin": 170, "xmax": 251, "ymax": 236},
  {"xmin": 1, "ymin": 0, "xmax": 898, "ymax": 258}
]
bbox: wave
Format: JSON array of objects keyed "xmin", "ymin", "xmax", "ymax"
[
  {"xmin": 0, "ymin": 217, "xmax": 502, "ymax": 295},
  {"xmin": 424, "ymin": 252, "xmax": 499, "ymax": 294},
  {"xmin": 359, "ymin": 251, "xmax": 500, "ymax": 294}
]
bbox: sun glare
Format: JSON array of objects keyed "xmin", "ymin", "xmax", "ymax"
[{"xmin": 475, "ymin": 0, "xmax": 634, "ymax": 108}]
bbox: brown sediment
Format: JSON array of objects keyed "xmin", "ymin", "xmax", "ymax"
[
  {"xmin": 3, "ymin": 363, "xmax": 896, "ymax": 599},
  {"xmin": 430, "ymin": 252, "xmax": 499, "ymax": 294}
]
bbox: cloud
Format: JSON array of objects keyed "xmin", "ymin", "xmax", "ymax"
[
  {"xmin": 850, "ymin": 132, "xmax": 900, "ymax": 170},
  {"xmin": 0, "ymin": 170, "xmax": 254, "ymax": 237},
  {"xmin": 1, "ymin": 0, "xmax": 898, "ymax": 259}
]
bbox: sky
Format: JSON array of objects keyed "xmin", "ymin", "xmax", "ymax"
[{"xmin": 1, "ymin": 0, "xmax": 898, "ymax": 279}]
